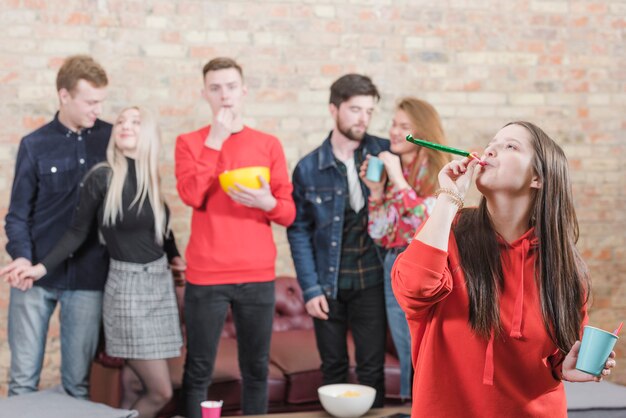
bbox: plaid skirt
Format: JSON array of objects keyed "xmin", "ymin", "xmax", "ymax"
[{"xmin": 103, "ymin": 255, "xmax": 182, "ymax": 359}]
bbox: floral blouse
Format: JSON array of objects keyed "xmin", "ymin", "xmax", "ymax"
[{"xmin": 367, "ymin": 160, "xmax": 436, "ymax": 249}]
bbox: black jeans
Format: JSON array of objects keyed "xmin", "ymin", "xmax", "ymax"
[
  {"xmin": 182, "ymin": 281, "xmax": 275, "ymax": 417},
  {"xmin": 313, "ymin": 283, "xmax": 386, "ymax": 407}
]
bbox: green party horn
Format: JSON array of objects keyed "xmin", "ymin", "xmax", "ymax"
[{"xmin": 405, "ymin": 134, "xmax": 486, "ymax": 165}]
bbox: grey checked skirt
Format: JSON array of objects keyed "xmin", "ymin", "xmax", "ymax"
[{"xmin": 103, "ymin": 255, "xmax": 183, "ymax": 359}]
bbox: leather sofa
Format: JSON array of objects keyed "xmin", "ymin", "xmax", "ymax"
[{"xmin": 89, "ymin": 276, "xmax": 404, "ymax": 416}]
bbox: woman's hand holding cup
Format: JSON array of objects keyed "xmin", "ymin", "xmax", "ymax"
[{"xmin": 377, "ymin": 151, "xmax": 411, "ymax": 191}]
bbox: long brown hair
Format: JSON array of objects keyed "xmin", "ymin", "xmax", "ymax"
[
  {"xmin": 453, "ymin": 121, "xmax": 590, "ymax": 354},
  {"xmin": 397, "ymin": 97, "xmax": 449, "ymax": 195}
]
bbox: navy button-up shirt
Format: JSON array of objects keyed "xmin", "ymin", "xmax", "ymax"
[{"xmin": 5, "ymin": 113, "xmax": 111, "ymax": 290}]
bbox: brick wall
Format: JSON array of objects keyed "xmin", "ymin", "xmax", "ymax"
[{"xmin": 0, "ymin": 0, "xmax": 624, "ymax": 396}]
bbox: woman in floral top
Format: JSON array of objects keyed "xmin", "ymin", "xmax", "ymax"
[{"xmin": 360, "ymin": 97, "xmax": 449, "ymax": 401}]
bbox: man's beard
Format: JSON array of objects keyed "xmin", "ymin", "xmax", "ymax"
[{"xmin": 336, "ymin": 118, "xmax": 366, "ymax": 142}]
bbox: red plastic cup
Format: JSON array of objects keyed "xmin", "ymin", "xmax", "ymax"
[{"xmin": 201, "ymin": 400, "xmax": 223, "ymax": 418}]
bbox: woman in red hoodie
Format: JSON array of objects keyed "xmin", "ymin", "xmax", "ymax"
[{"xmin": 392, "ymin": 121, "xmax": 617, "ymax": 418}]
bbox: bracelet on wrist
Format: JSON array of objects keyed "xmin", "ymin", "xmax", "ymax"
[{"xmin": 435, "ymin": 187, "xmax": 464, "ymax": 209}]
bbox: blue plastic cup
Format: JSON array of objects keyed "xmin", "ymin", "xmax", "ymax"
[
  {"xmin": 575, "ymin": 325, "xmax": 618, "ymax": 376},
  {"xmin": 365, "ymin": 156, "xmax": 384, "ymax": 182}
]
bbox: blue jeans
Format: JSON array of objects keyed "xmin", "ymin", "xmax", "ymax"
[
  {"xmin": 384, "ymin": 249, "xmax": 413, "ymax": 399},
  {"xmin": 182, "ymin": 281, "xmax": 275, "ymax": 417},
  {"xmin": 7, "ymin": 286, "xmax": 103, "ymax": 399}
]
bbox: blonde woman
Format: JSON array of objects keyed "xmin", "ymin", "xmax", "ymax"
[
  {"xmin": 3, "ymin": 107, "xmax": 184, "ymax": 418},
  {"xmin": 359, "ymin": 97, "xmax": 450, "ymax": 401}
]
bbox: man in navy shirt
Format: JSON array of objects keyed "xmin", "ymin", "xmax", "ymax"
[{"xmin": 2, "ymin": 55, "xmax": 111, "ymax": 398}]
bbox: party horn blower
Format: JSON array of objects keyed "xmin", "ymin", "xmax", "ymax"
[{"xmin": 405, "ymin": 135, "xmax": 486, "ymax": 166}]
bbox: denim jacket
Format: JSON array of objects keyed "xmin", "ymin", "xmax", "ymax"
[{"xmin": 287, "ymin": 132, "xmax": 390, "ymax": 303}]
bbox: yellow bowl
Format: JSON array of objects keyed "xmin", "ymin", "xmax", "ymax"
[{"xmin": 218, "ymin": 166, "xmax": 270, "ymax": 193}]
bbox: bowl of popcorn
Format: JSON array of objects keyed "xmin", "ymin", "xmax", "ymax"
[
  {"xmin": 317, "ymin": 383, "xmax": 376, "ymax": 418},
  {"xmin": 218, "ymin": 166, "xmax": 270, "ymax": 193}
]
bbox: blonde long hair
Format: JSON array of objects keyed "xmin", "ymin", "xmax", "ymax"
[
  {"xmin": 397, "ymin": 97, "xmax": 450, "ymax": 196},
  {"xmin": 102, "ymin": 107, "xmax": 167, "ymax": 245}
]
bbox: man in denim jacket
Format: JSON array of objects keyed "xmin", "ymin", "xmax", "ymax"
[
  {"xmin": 2, "ymin": 56, "xmax": 110, "ymax": 398},
  {"xmin": 287, "ymin": 74, "xmax": 389, "ymax": 407}
]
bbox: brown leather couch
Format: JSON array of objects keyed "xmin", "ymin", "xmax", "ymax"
[{"xmin": 89, "ymin": 276, "xmax": 404, "ymax": 416}]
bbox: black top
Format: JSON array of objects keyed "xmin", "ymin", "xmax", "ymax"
[
  {"xmin": 5, "ymin": 113, "xmax": 110, "ymax": 290},
  {"xmin": 42, "ymin": 158, "xmax": 179, "ymax": 272}
]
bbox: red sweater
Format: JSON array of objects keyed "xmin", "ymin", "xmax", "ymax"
[
  {"xmin": 392, "ymin": 228, "xmax": 587, "ymax": 418},
  {"xmin": 175, "ymin": 125, "xmax": 295, "ymax": 284}
]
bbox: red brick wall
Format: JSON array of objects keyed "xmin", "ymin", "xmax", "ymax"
[{"xmin": 1, "ymin": 0, "xmax": 624, "ymax": 395}]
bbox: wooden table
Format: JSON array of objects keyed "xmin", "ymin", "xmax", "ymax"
[{"xmin": 241, "ymin": 406, "xmax": 411, "ymax": 418}]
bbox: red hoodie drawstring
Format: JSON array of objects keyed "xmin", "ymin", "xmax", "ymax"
[
  {"xmin": 483, "ymin": 234, "xmax": 537, "ymax": 385},
  {"xmin": 483, "ymin": 331, "xmax": 495, "ymax": 385},
  {"xmin": 510, "ymin": 238, "xmax": 530, "ymax": 339}
]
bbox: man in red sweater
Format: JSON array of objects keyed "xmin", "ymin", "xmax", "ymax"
[{"xmin": 174, "ymin": 57, "xmax": 295, "ymax": 417}]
